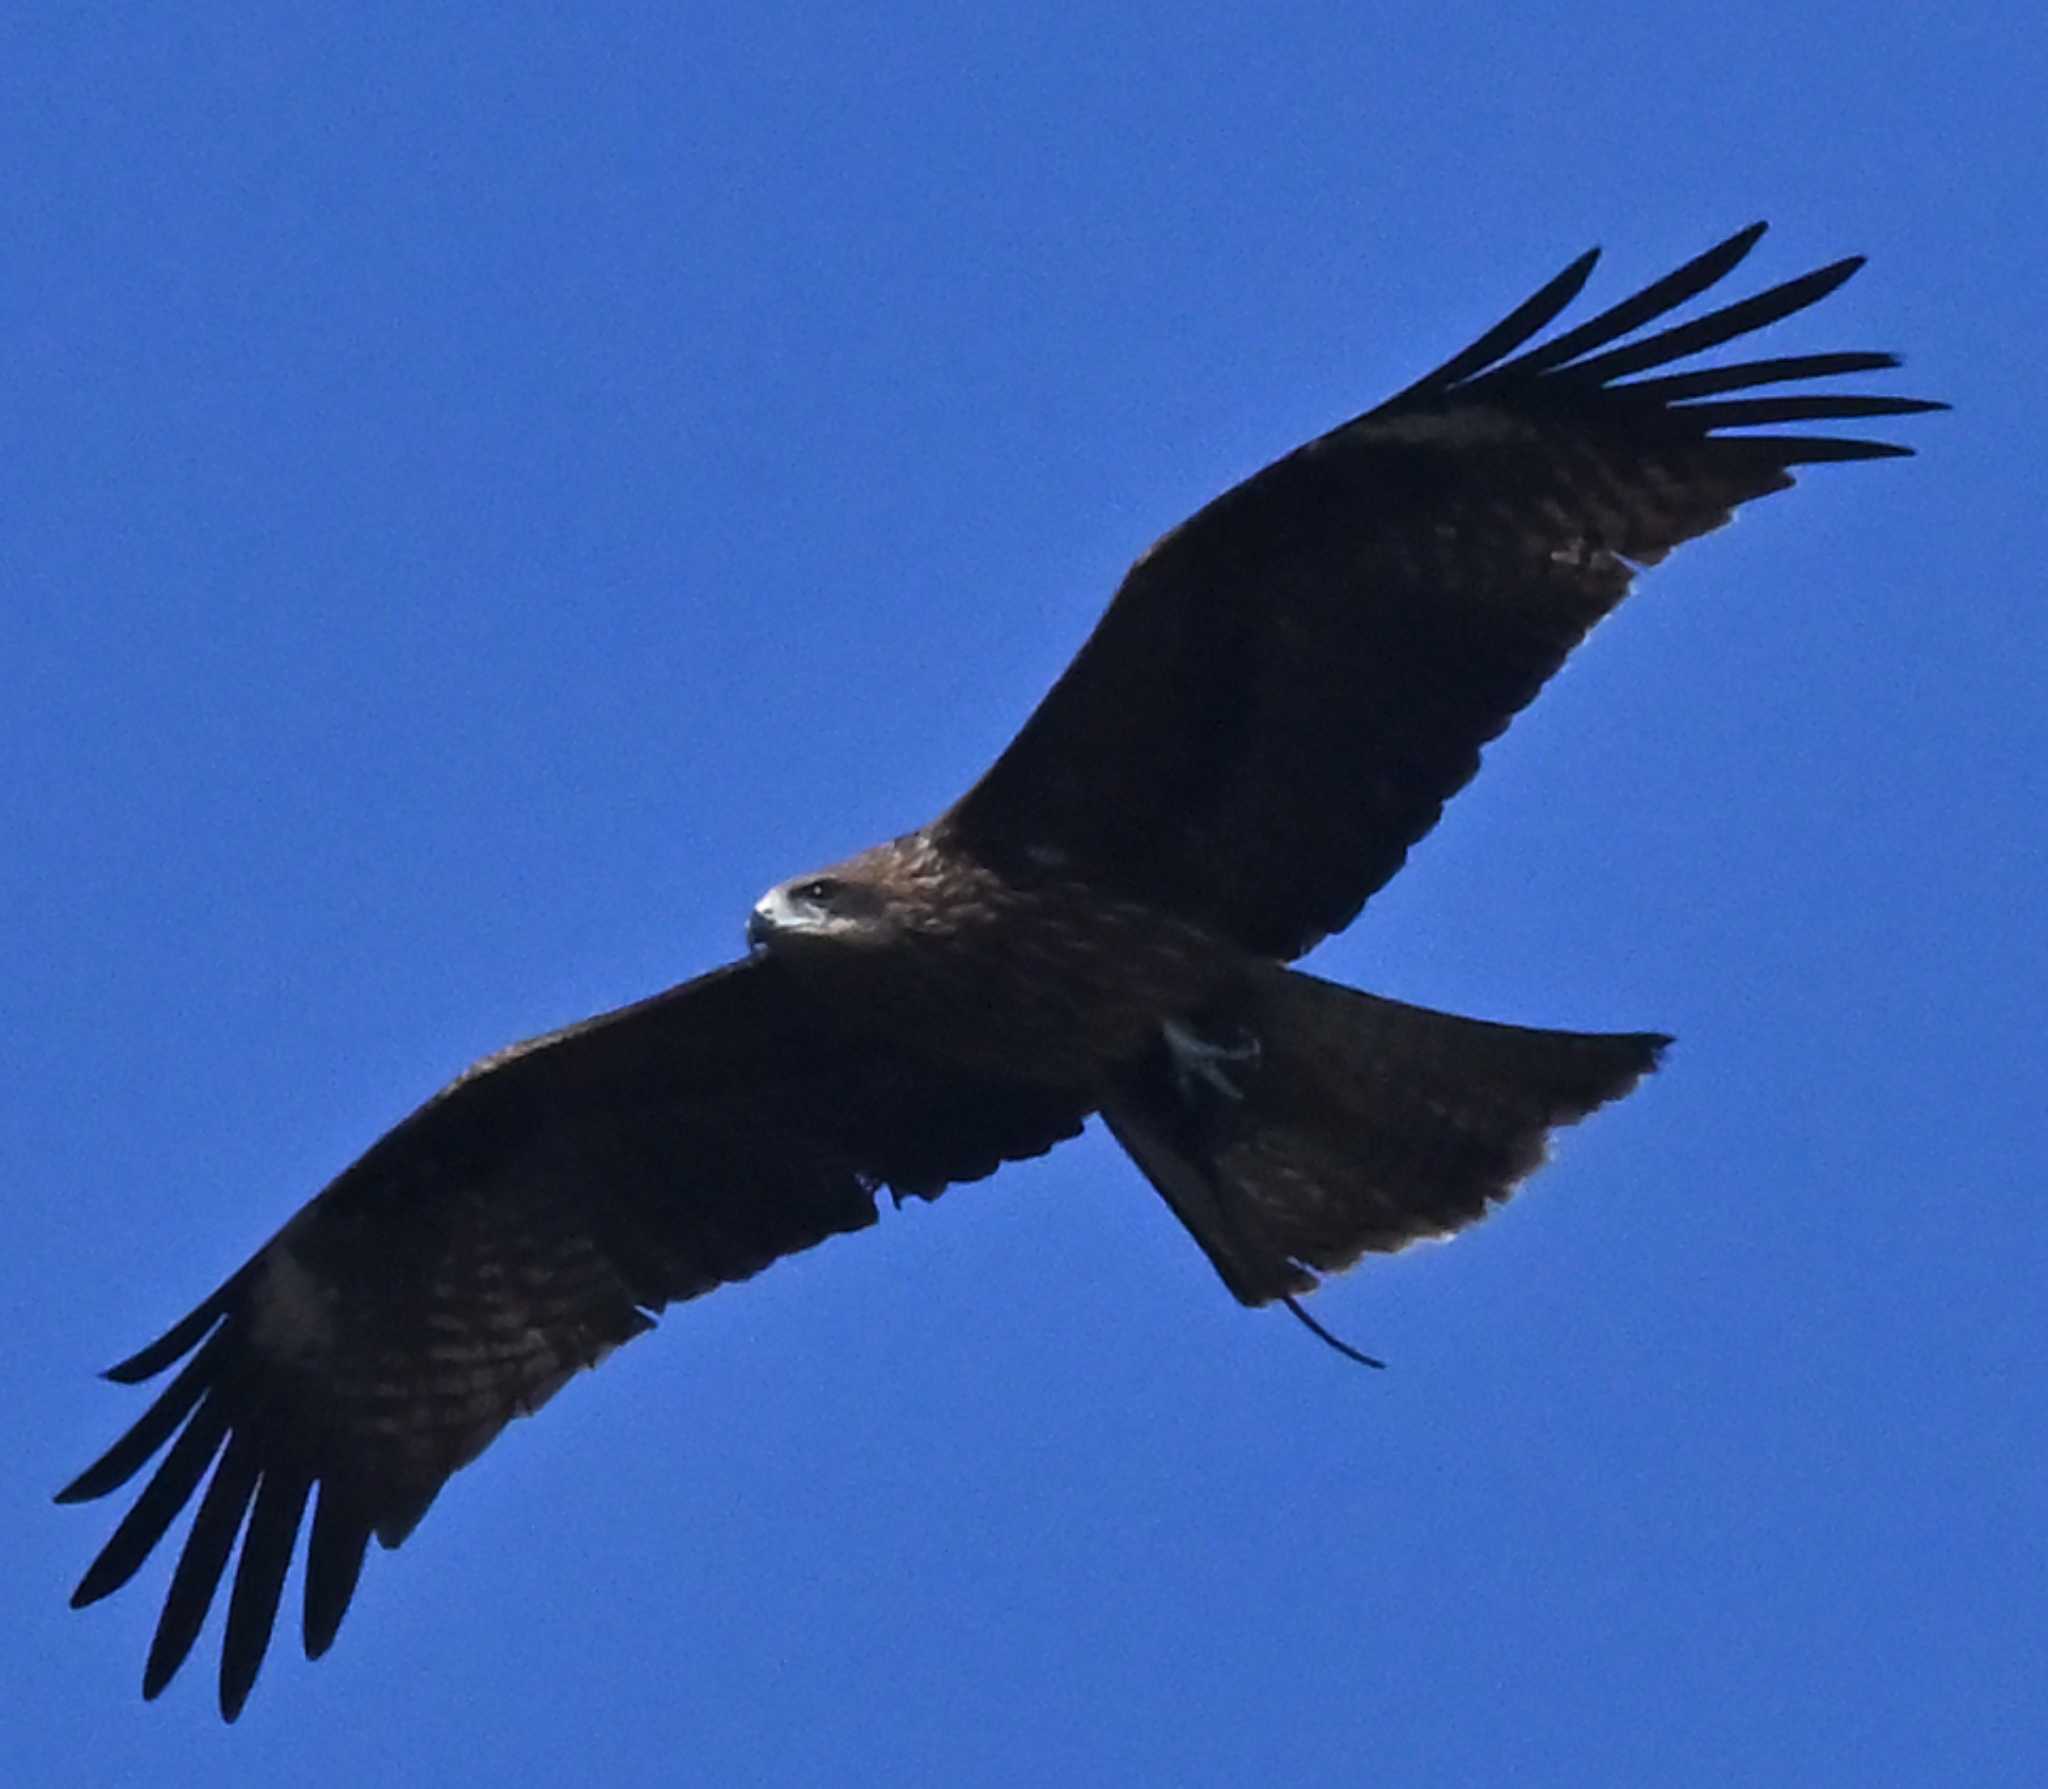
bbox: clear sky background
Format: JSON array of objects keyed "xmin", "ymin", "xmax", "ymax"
[{"xmin": 7, "ymin": 5, "xmax": 2042, "ymax": 1785}]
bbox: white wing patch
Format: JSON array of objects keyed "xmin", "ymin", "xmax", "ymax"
[
  {"xmin": 246, "ymin": 1241, "xmax": 338, "ymax": 1362},
  {"xmin": 1342, "ymin": 406, "xmax": 1539, "ymax": 449}
]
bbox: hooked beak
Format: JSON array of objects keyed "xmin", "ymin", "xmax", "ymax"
[{"xmin": 746, "ymin": 890, "xmax": 788, "ymax": 954}]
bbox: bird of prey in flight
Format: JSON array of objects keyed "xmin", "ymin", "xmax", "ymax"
[{"xmin": 60, "ymin": 222, "xmax": 1939, "ymax": 1719}]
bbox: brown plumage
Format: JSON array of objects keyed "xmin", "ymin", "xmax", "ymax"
[{"xmin": 60, "ymin": 223, "xmax": 1940, "ymax": 1719}]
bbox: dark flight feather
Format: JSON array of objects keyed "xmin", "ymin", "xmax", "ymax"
[
  {"xmin": 220, "ymin": 1467, "xmax": 312, "ymax": 1719},
  {"xmin": 301, "ymin": 1485, "xmax": 372, "ymax": 1661},
  {"xmin": 62, "ymin": 956, "xmax": 1082, "ymax": 1716},
  {"xmin": 940, "ymin": 222, "xmax": 1942, "ymax": 959}
]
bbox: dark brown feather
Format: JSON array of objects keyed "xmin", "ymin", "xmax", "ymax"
[
  {"xmin": 939, "ymin": 224, "xmax": 1943, "ymax": 959},
  {"xmin": 1105, "ymin": 968, "xmax": 1668, "ymax": 1306},
  {"xmin": 59, "ymin": 955, "xmax": 1083, "ymax": 1715}
]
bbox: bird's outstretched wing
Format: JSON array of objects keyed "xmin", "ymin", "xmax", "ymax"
[
  {"xmin": 938, "ymin": 223, "xmax": 1943, "ymax": 960},
  {"xmin": 58, "ymin": 955, "xmax": 1084, "ymax": 1719}
]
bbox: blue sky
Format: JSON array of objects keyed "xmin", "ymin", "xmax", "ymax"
[{"xmin": 7, "ymin": 5, "xmax": 2043, "ymax": 1784}]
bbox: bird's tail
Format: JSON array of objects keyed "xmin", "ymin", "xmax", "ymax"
[{"xmin": 1101, "ymin": 965, "xmax": 1667, "ymax": 1308}]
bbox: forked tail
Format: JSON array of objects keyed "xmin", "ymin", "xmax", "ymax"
[{"xmin": 1102, "ymin": 966, "xmax": 1667, "ymax": 1310}]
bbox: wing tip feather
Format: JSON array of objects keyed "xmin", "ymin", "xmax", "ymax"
[
  {"xmin": 101, "ymin": 1273, "xmax": 247, "ymax": 1383},
  {"xmin": 1379, "ymin": 222, "xmax": 1934, "ymax": 435}
]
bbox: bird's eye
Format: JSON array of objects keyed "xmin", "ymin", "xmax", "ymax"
[{"xmin": 793, "ymin": 878, "xmax": 842, "ymax": 907}]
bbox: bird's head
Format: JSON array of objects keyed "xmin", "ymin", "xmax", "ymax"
[{"xmin": 747, "ymin": 853, "xmax": 905, "ymax": 963}]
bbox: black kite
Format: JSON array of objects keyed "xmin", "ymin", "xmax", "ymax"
[{"xmin": 61, "ymin": 223, "xmax": 1939, "ymax": 1717}]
